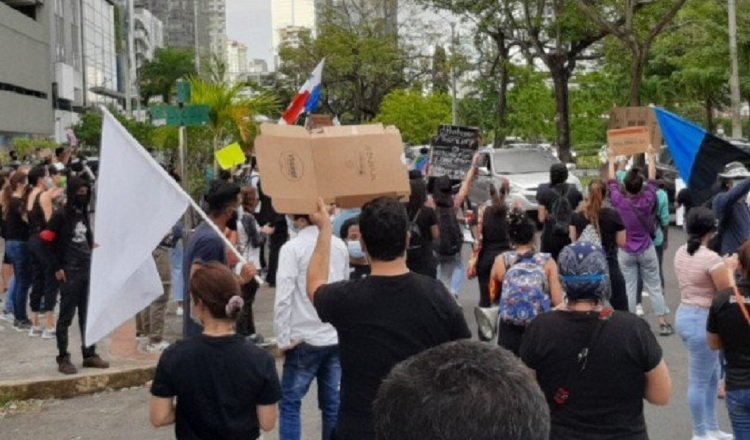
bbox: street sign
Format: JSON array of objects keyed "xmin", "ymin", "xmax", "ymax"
[{"xmin": 149, "ymin": 104, "xmax": 210, "ymax": 127}]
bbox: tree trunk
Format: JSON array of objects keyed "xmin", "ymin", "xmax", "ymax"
[
  {"xmin": 705, "ymin": 98, "xmax": 715, "ymax": 133},
  {"xmin": 630, "ymin": 48, "xmax": 646, "ymax": 167},
  {"xmin": 493, "ymin": 57, "xmax": 510, "ymax": 149},
  {"xmin": 551, "ymin": 66, "xmax": 572, "ymax": 163}
]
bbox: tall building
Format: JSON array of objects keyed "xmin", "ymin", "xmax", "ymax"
[
  {"xmin": 226, "ymin": 39, "xmax": 248, "ymax": 84},
  {"xmin": 198, "ymin": 0, "xmax": 226, "ymax": 62},
  {"xmin": 82, "ymin": 0, "xmax": 119, "ymax": 107},
  {"xmin": 133, "ymin": 5, "xmax": 164, "ymax": 68},
  {"xmin": 0, "ymin": 0, "xmax": 54, "ymax": 143},
  {"xmin": 271, "ymin": 0, "xmax": 316, "ymax": 68}
]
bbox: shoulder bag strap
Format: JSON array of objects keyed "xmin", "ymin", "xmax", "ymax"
[{"xmin": 734, "ymin": 286, "xmax": 750, "ymax": 326}]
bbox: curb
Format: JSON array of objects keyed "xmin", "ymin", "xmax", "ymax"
[{"xmin": 0, "ymin": 365, "xmax": 155, "ymax": 401}]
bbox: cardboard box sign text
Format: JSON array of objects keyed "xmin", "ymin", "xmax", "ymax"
[
  {"xmin": 607, "ymin": 126, "xmax": 651, "ymax": 156},
  {"xmin": 609, "ymin": 107, "xmax": 662, "ymax": 149},
  {"xmin": 255, "ymin": 123, "xmax": 411, "ymax": 214}
]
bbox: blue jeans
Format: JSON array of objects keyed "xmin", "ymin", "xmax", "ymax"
[
  {"xmin": 618, "ymin": 245, "xmax": 669, "ymax": 316},
  {"xmin": 728, "ymin": 388, "xmax": 750, "ymax": 440},
  {"xmin": 676, "ymin": 305, "xmax": 720, "ymax": 436},
  {"xmin": 170, "ymin": 241, "xmax": 184, "ymax": 302},
  {"xmin": 280, "ymin": 343, "xmax": 341, "ymax": 440},
  {"xmin": 3, "ymin": 276, "xmax": 14, "ymax": 315},
  {"xmin": 6, "ymin": 241, "xmax": 31, "ymax": 321},
  {"xmin": 437, "ymin": 253, "xmax": 465, "ymax": 297}
]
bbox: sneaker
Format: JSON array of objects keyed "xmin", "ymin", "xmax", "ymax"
[
  {"xmin": 0, "ymin": 311, "xmax": 13, "ymax": 323},
  {"xmin": 146, "ymin": 340, "xmax": 170, "ymax": 353},
  {"xmin": 659, "ymin": 323, "xmax": 674, "ymax": 336},
  {"xmin": 635, "ymin": 304, "xmax": 644, "ymax": 317},
  {"xmin": 41, "ymin": 328, "xmax": 56, "ymax": 339},
  {"xmin": 247, "ymin": 333, "xmax": 265, "ymax": 344},
  {"xmin": 82, "ymin": 355, "xmax": 110, "ymax": 369},
  {"xmin": 176, "ymin": 306, "xmax": 183, "ymax": 316},
  {"xmin": 28, "ymin": 326, "xmax": 42, "ymax": 337},
  {"xmin": 13, "ymin": 319, "xmax": 31, "ymax": 332},
  {"xmin": 57, "ymin": 354, "xmax": 77, "ymax": 375},
  {"xmin": 708, "ymin": 430, "xmax": 734, "ymax": 440}
]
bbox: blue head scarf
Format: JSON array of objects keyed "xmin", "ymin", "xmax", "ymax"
[{"xmin": 558, "ymin": 242, "xmax": 610, "ymax": 302}]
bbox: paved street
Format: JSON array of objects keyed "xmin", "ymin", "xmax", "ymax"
[{"xmin": 0, "ymin": 226, "xmax": 733, "ymax": 439}]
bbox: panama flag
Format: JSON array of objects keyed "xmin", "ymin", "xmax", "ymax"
[{"xmin": 280, "ymin": 59, "xmax": 325, "ymax": 125}]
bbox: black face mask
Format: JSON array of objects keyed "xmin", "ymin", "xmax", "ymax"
[
  {"xmin": 227, "ymin": 210, "xmax": 238, "ymax": 231},
  {"xmin": 73, "ymin": 193, "xmax": 89, "ymax": 209}
]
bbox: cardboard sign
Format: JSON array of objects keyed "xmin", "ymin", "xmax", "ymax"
[
  {"xmin": 306, "ymin": 114, "xmax": 334, "ymax": 130},
  {"xmin": 609, "ymin": 107, "xmax": 662, "ymax": 148},
  {"xmin": 254, "ymin": 123, "xmax": 410, "ymax": 214},
  {"xmin": 429, "ymin": 125, "xmax": 481, "ymax": 180},
  {"xmin": 607, "ymin": 126, "xmax": 651, "ymax": 156}
]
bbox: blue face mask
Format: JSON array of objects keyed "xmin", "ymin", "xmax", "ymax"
[{"xmin": 347, "ymin": 240, "xmax": 366, "ymax": 259}]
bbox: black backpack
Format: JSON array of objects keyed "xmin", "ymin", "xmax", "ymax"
[
  {"xmin": 436, "ymin": 206, "xmax": 463, "ymax": 256},
  {"xmin": 550, "ymin": 185, "xmax": 573, "ymax": 236},
  {"xmin": 407, "ymin": 209, "xmax": 424, "ymax": 251}
]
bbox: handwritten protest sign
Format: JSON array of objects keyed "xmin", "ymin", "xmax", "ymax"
[
  {"xmin": 607, "ymin": 126, "xmax": 651, "ymax": 156},
  {"xmin": 429, "ymin": 125, "xmax": 480, "ymax": 180}
]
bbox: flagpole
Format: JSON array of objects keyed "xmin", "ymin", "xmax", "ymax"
[{"xmin": 100, "ymin": 107, "xmax": 261, "ymax": 282}]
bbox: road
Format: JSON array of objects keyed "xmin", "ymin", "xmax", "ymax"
[{"xmin": 0, "ymin": 227, "xmax": 731, "ymax": 439}]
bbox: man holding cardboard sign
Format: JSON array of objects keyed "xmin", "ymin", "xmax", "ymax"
[{"xmin": 307, "ymin": 197, "xmax": 471, "ymax": 440}]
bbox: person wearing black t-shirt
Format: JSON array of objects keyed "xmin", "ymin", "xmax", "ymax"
[
  {"xmin": 151, "ymin": 262, "xmax": 281, "ymax": 440},
  {"xmin": 537, "ymin": 163, "xmax": 583, "ymax": 261},
  {"xmin": 708, "ymin": 240, "xmax": 750, "ymax": 439},
  {"xmin": 521, "ymin": 242, "xmax": 671, "ymax": 440},
  {"xmin": 570, "ymin": 180, "xmax": 628, "ymax": 311},
  {"xmin": 404, "ymin": 174, "xmax": 438, "ymax": 278},
  {"xmin": 306, "ymin": 197, "xmax": 471, "ymax": 440}
]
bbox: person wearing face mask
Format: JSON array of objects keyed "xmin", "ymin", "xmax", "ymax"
[
  {"xmin": 182, "ymin": 181, "xmax": 258, "ymax": 338},
  {"xmin": 341, "ymin": 217, "xmax": 370, "ymax": 280},
  {"xmin": 41, "ymin": 176, "xmax": 109, "ymax": 374},
  {"xmin": 274, "ymin": 213, "xmax": 348, "ymax": 440},
  {"xmin": 27, "ymin": 165, "xmax": 64, "ymax": 339}
]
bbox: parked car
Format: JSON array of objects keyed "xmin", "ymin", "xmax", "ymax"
[{"xmin": 469, "ymin": 147, "xmax": 582, "ymax": 219}]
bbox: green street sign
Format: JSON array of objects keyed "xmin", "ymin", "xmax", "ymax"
[
  {"xmin": 149, "ymin": 104, "xmax": 210, "ymax": 127},
  {"xmin": 177, "ymin": 80, "xmax": 191, "ymax": 104}
]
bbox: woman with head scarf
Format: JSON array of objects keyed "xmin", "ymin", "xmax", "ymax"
[
  {"xmin": 674, "ymin": 207, "xmax": 736, "ymax": 440},
  {"xmin": 520, "ymin": 242, "xmax": 672, "ymax": 439}
]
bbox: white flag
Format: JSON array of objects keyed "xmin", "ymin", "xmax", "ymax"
[{"xmin": 85, "ymin": 109, "xmax": 190, "ymax": 345}]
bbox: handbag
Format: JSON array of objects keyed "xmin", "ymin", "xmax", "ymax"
[{"xmin": 467, "ymin": 205, "xmax": 486, "ymax": 279}]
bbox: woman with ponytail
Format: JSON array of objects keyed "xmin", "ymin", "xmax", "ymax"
[
  {"xmin": 674, "ymin": 207, "xmax": 736, "ymax": 440},
  {"xmin": 570, "ymin": 180, "xmax": 628, "ymax": 310},
  {"xmin": 472, "ymin": 179, "xmax": 511, "ymax": 308},
  {"xmin": 150, "ymin": 262, "xmax": 280, "ymax": 439}
]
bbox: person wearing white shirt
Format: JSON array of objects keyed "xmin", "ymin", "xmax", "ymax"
[{"xmin": 275, "ymin": 214, "xmax": 349, "ymax": 440}]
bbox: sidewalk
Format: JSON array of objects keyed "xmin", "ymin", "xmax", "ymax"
[{"xmin": 0, "ymin": 284, "xmax": 278, "ymax": 400}]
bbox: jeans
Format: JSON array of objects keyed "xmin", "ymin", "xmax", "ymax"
[
  {"xmin": 56, "ymin": 269, "xmax": 96, "ymax": 358},
  {"xmin": 728, "ymin": 388, "xmax": 750, "ymax": 440},
  {"xmin": 676, "ymin": 305, "xmax": 720, "ymax": 436},
  {"xmin": 280, "ymin": 343, "xmax": 341, "ymax": 440},
  {"xmin": 170, "ymin": 241, "xmax": 184, "ymax": 302},
  {"xmin": 28, "ymin": 235, "xmax": 59, "ymax": 313},
  {"xmin": 618, "ymin": 245, "xmax": 669, "ymax": 316},
  {"xmin": 637, "ymin": 243, "xmax": 665, "ymax": 305},
  {"xmin": 3, "ymin": 276, "xmax": 14, "ymax": 315},
  {"xmin": 6, "ymin": 241, "xmax": 31, "ymax": 321},
  {"xmin": 437, "ymin": 252, "xmax": 465, "ymax": 297}
]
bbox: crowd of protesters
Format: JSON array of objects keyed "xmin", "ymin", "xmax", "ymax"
[{"xmin": 9, "ymin": 140, "xmax": 750, "ymax": 440}]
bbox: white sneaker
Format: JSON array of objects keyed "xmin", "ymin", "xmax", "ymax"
[
  {"xmin": 176, "ymin": 306, "xmax": 183, "ymax": 316},
  {"xmin": 28, "ymin": 326, "xmax": 42, "ymax": 337},
  {"xmin": 642, "ymin": 290, "xmax": 650, "ymax": 298},
  {"xmin": 41, "ymin": 328, "xmax": 56, "ymax": 339},
  {"xmin": 708, "ymin": 430, "xmax": 734, "ymax": 440},
  {"xmin": 146, "ymin": 340, "xmax": 170, "ymax": 353},
  {"xmin": 0, "ymin": 311, "xmax": 13, "ymax": 323},
  {"xmin": 692, "ymin": 435, "xmax": 713, "ymax": 440},
  {"xmin": 636, "ymin": 304, "xmax": 644, "ymax": 317}
]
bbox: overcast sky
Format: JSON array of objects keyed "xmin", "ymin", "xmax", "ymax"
[{"xmin": 226, "ymin": 0, "xmax": 273, "ymax": 67}]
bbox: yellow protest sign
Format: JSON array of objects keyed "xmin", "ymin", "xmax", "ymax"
[{"xmin": 215, "ymin": 143, "xmax": 246, "ymax": 170}]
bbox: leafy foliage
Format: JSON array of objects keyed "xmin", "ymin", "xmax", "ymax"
[
  {"xmin": 375, "ymin": 90, "xmax": 452, "ymax": 145},
  {"xmin": 138, "ymin": 48, "xmax": 197, "ymax": 105}
]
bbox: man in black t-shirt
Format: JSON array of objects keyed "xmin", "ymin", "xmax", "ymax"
[
  {"xmin": 537, "ymin": 164, "xmax": 583, "ymax": 260},
  {"xmin": 306, "ymin": 197, "xmax": 471, "ymax": 440}
]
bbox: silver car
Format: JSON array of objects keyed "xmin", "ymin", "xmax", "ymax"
[{"xmin": 469, "ymin": 147, "xmax": 582, "ymax": 216}]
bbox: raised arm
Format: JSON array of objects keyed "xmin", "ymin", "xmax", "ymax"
[
  {"xmin": 307, "ymin": 198, "xmax": 332, "ymax": 301},
  {"xmin": 454, "ymin": 154, "xmax": 481, "ymax": 207},
  {"xmin": 647, "ymin": 147, "xmax": 657, "ymax": 181}
]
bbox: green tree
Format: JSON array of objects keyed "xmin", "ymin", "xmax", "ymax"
[
  {"xmin": 375, "ymin": 90, "xmax": 452, "ymax": 144},
  {"xmin": 505, "ymin": 66, "xmax": 556, "ymax": 142},
  {"xmin": 138, "ymin": 48, "xmax": 197, "ymax": 105},
  {"xmin": 432, "ymin": 46, "xmax": 450, "ymax": 94}
]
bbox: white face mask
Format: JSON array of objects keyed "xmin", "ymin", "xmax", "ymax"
[{"xmin": 347, "ymin": 240, "xmax": 366, "ymax": 259}]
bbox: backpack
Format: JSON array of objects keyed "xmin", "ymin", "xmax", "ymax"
[
  {"xmin": 436, "ymin": 206, "xmax": 463, "ymax": 256},
  {"xmin": 407, "ymin": 209, "xmax": 424, "ymax": 251},
  {"xmin": 578, "ymin": 223, "xmax": 602, "ymax": 246},
  {"xmin": 550, "ymin": 185, "xmax": 573, "ymax": 236},
  {"xmin": 499, "ymin": 251, "xmax": 552, "ymax": 326}
]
